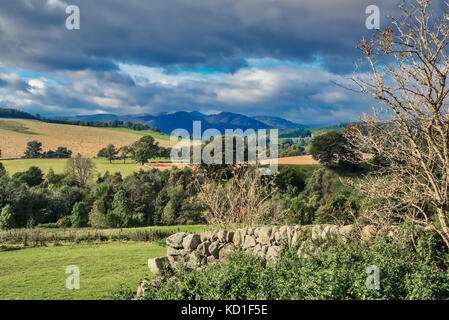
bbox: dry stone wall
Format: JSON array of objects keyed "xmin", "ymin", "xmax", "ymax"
[{"xmin": 147, "ymin": 224, "xmax": 367, "ymax": 276}]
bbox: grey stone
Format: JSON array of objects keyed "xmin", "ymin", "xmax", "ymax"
[
  {"xmin": 273, "ymin": 231, "xmax": 281, "ymax": 244},
  {"xmin": 186, "ymin": 252, "xmax": 200, "ymax": 269},
  {"xmin": 266, "ymin": 246, "xmax": 281, "ymax": 260},
  {"xmin": 180, "ymin": 249, "xmax": 190, "ymax": 257},
  {"xmin": 261, "ymin": 245, "xmax": 268, "ymax": 255},
  {"xmin": 167, "ymin": 246, "xmax": 181, "ymax": 256},
  {"xmin": 291, "ymin": 231, "xmax": 299, "ymax": 246},
  {"xmin": 218, "ymin": 243, "xmax": 235, "ymax": 261},
  {"xmin": 257, "ymin": 227, "xmax": 272, "ymax": 245},
  {"xmin": 167, "ymin": 255, "xmax": 180, "ymax": 269},
  {"xmin": 361, "ymin": 225, "xmax": 377, "ymax": 242},
  {"xmin": 148, "ymin": 257, "xmax": 168, "ymax": 275},
  {"xmin": 321, "ymin": 225, "xmax": 338, "ymax": 240},
  {"xmin": 137, "ymin": 280, "xmax": 149, "ymax": 298},
  {"xmin": 217, "ymin": 230, "xmax": 228, "ymax": 242},
  {"xmin": 233, "ymin": 230, "xmax": 243, "ymax": 247},
  {"xmin": 182, "ymin": 234, "xmax": 201, "ymax": 251},
  {"xmin": 207, "ymin": 255, "xmax": 216, "ymax": 265},
  {"xmin": 197, "ymin": 241, "xmax": 210, "ymax": 256},
  {"xmin": 209, "ymin": 241, "xmax": 221, "ymax": 258},
  {"xmin": 270, "ymin": 227, "xmax": 279, "ymax": 240},
  {"xmin": 200, "ymin": 231, "xmax": 211, "ymax": 242},
  {"xmin": 209, "ymin": 230, "xmax": 218, "ymax": 242},
  {"xmin": 253, "ymin": 243, "xmax": 262, "ymax": 254},
  {"xmin": 226, "ymin": 231, "xmax": 234, "ymax": 243},
  {"xmin": 243, "ymin": 235, "xmax": 256, "ymax": 249},
  {"xmin": 287, "ymin": 226, "xmax": 297, "ymax": 241},
  {"xmin": 339, "ymin": 225, "xmax": 354, "ymax": 237},
  {"xmin": 312, "ymin": 225, "xmax": 324, "ymax": 241},
  {"xmin": 166, "ymin": 232, "xmax": 188, "ymax": 248}
]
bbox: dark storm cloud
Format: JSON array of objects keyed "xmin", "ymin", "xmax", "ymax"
[
  {"xmin": 3, "ymin": 0, "xmax": 436, "ymax": 125},
  {"xmin": 0, "ymin": 0, "xmax": 402, "ymax": 73}
]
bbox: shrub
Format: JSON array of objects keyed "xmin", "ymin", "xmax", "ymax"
[
  {"xmin": 12, "ymin": 166, "xmax": 44, "ymax": 187},
  {"xmin": 36, "ymin": 222, "xmax": 59, "ymax": 228},
  {"xmin": 89, "ymin": 200, "xmax": 108, "ymax": 228},
  {"xmin": 0, "ymin": 162, "xmax": 6, "ymax": 177},
  {"xmin": 71, "ymin": 202, "xmax": 89, "ymax": 227},
  {"xmin": 0, "ymin": 204, "xmax": 15, "ymax": 230},
  {"xmin": 56, "ymin": 216, "xmax": 72, "ymax": 228},
  {"xmin": 274, "ymin": 166, "xmax": 305, "ymax": 195}
]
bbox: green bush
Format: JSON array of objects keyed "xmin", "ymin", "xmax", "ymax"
[
  {"xmin": 36, "ymin": 222, "xmax": 59, "ymax": 228},
  {"xmin": 140, "ymin": 232, "xmax": 449, "ymax": 300},
  {"xmin": 56, "ymin": 216, "xmax": 72, "ymax": 228},
  {"xmin": 71, "ymin": 202, "xmax": 89, "ymax": 227},
  {"xmin": 0, "ymin": 204, "xmax": 15, "ymax": 230},
  {"xmin": 287, "ymin": 167, "xmax": 361, "ymax": 225}
]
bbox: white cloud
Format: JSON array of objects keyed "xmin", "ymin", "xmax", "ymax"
[
  {"xmin": 46, "ymin": 0, "xmax": 68, "ymax": 10},
  {"xmin": 27, "ymin": 78, "xmax": 47, "ymax": 95},
  {"xmin": 311, "ymin": 90, "xmax": 349, "ymax": 104}
]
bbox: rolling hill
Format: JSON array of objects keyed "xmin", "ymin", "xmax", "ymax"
[
  {"xmin": 69, "ymin": 111, "xmax": 305, "ymax": 134},
  {"xmin": 0, "ymin": 119, "xmax": 173, "ymax": 159}
]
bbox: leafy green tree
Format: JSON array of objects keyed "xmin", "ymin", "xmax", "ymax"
[
  {"xmin": 97, "ymin": 147, "xmax": 107, "ymax": 158},
  {"xmin": 274, "ymin": 166, "xmax": 305, "ymax": 195},
  {"xmin": 310, "ymin": 131, "xmax": 358, "ymax": 168},
  {"xmin": 23, "ymin": 140, "xmax": 43, "ymax": 159},
  {"xmin": 103, "ymin": 144, "xmax": 119, "ymax": 163},
  {"xmin": 44, "ymin": 146, "xmax": 72, "ymax": 159},
  {"xmin": 71, "ymin": 202, "xmax": 89, "ymax": 227},
  {"xmin": 132, "ymin": 136, "xmax": 160, "ymax": 165},
  {"xmin": 46, "ymin": 168, "xmax": 66, "ymax": 186},
  {"xmin": 108, "ymin": 190, "xmax": 132, "ymax": 227},
  {"xmin": 0, "ymin": 162, "xmax": 6, "ymax": 177},
  {"xmin": 161, "ymin": 185, "xmax": 187, "ymax": 225},
  {"xmin": 0, "ymin": 204, "xmax": 15, "ymax": 230},
  {"xmin": 12, "ymin": 166, "xmax": 44, "ymax": 187},
  {"xmin": 89, "ymin": 200, "xmax": 108, "ymax": 228}
]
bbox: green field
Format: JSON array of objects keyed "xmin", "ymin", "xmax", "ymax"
[
  {"xmin": 0, "ymin": 225, "xmax": 209, "ymax": 300},
  {"xmin": 0, "ymin": 158, "xmax": 173, "ymax": 176},
  {"xmin": 0, "ymin": 242, "xmax": 164, "ymax": 300}
]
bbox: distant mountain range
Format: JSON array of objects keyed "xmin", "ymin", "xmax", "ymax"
[
  {"xmin": 0, "ymin": 107, "xmax": 307, "ymax": 134},
  {"xmin": 67, "ymin": 111, "xmax": 306, "ymax": 134}
]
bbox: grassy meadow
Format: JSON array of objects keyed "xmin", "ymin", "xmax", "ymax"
[
  {"xmin": 0, "ymin": 225, "xmax": 209, "ymax": 300},
  {"xmin": 0, "ymin": 242, "xmax": 164, "ymax": 300},
  {"xmin": 0, "ymin": 157, "xmax": 179, "ymax": 176}
]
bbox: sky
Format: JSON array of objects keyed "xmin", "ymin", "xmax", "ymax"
[{"xmin": 0, "ymin": 0, "xmax": 413, "ymax": 126}]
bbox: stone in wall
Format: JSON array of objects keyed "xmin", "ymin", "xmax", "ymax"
[
  {"xmin": 166, "ymin": 232, "xmax": 188, "ymax": 249},
  {"xmin": 148, "ymin": 257, "xmax": 169, "ymax": 276}
]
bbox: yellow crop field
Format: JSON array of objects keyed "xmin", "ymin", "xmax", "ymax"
[{"xmin": 0, "ymin": 119, "xmax": 173, "ymax": 159}]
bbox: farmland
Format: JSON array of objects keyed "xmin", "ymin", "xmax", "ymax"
[
  {"xmin": 0, "ymin": 242, "xmax": 162, "ymax": 300},
  {"xmin": 1, "ymin": 158, "xmax": 145, "ymax": 176},
  {"xmin": 0, "ymin": 119, "xmax": 174, "ymax": 159},
  {"xmin": 0, "ymin": 225, "xmax": 209, "ymax": 300}
]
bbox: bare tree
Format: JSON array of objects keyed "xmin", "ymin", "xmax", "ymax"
[
  {"xmin": 195, "ymin": 165, "xmax": 281, "ymax": 228},
  {"xmin": 347, "ymin": 0, "xmax": 449, "ymax": 247},
  {"xmin": 66, "ymin": 153, "xmax": 96, "ymax": 188}
]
